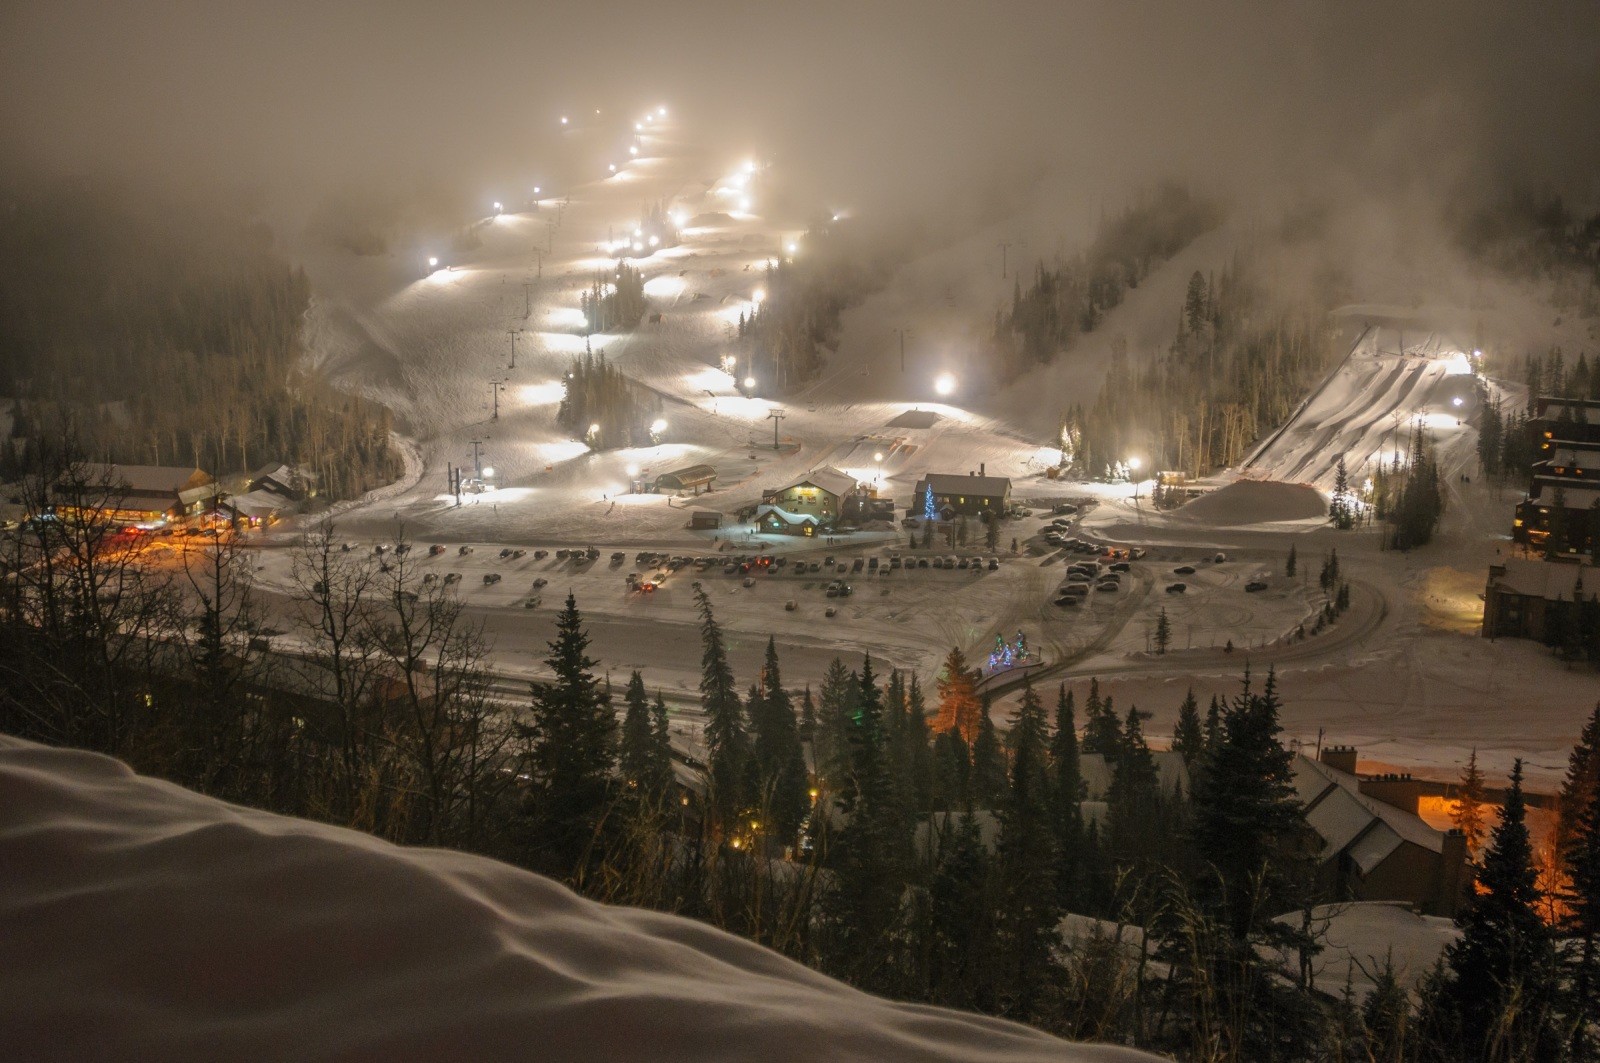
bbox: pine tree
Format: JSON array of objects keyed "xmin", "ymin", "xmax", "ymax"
[
  {"xmin": 1155, "ymin": 607, "xmax": 1172, "ymax": 654},
  {"xmin": 1436, "ymin": 760, "xmax": 1560, "ymax": 1060},
  {"xmin": 1452, "ymin": 748, "xmax": 1488, "ymax": 859},
  {"xmin": 994, "ymin": 679, "xmax": 1061, "ymax": 1019},
  {"xmin": 1188, "ymin": 669, "xmax": 1316, "ymax": 935},
  {"xmin": 695, "ymin": 589, "xmax": 747, "ymax": 834},
  {"xmin": 903, "ymin": 674, "xmax": 935, "ymax": 816},
  {"xmin": 971, "ymin": 697, "xmax": 1007, "ymax": 805},
  {"xmin": 519, "ymin": 593, "xmax": 617, "ymax": 876},
  {"xmin": 1286, "ymin": 542, "xmax": 1297, "ymax": 577},
  {"xmin": 932, "ymin": 646, "xmax": 984, "ymax": 742},
  {"xmin": 618, "ymin": 670, "xmax": 662, "ymax": 794},
  {"xmin": 1082, "ymin": 680, "xmax": 1124, "ymax": 755},
  {"xmin": 1106, "ymin": 705, "xmax": 1160, "ymax": 870},
  {"xmin": 1050, "ymin": 684, "xmax": 1085, "ymax": 906},
  {"xmin": 1172, "ymin": 687, "xmax": 1204, "ymax": 764},
  {"xmin": 799, "ymin": 684, "xmax": 816, "ymax": 739},
  {"xmin": 815, "ymin": 658, "xmax": 854, "ymax": 791},
  {"xmin": 749, "ymin": 637, "xmax": 810, "ymax": 846}
]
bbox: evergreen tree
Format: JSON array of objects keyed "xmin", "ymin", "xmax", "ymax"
[
  {"xmin": 1172, "ymin": 687, "xmax": 1205, "ymax": 765},
  {"xmin": 903, "ymin": 674, "xmax": 935, "ymax": 816},
  {"xmin": 1330, "ymin": 454, "xmax": 1355, "ymax": 529},
  {"xmin": 799, "ymin": 683, "xmax": 816, "ymax": 739},
  {"xmin": 1286, "ymin": 542, "xmax": 1297, "ymax": 577},
  {"xmin": 1436, "ymin": 760, "xmax": 1561, "ymax": 1060},
  {"xmin": 1566, "ymin": 743, "xmax": 1600, "ymax": 1060},
  {"xmin": 971, "ymin": 697, "xmax": 1008, "ymax": 805},
  {"xmin": 749, "ymin": 637, "xmax": 810, "ymax": 846},
  {"xmin": 619, "ymin": 670, "xmax": 670, "ymax": 796},
  {"xmin": 1188, "ymin": 669, "xmax": 1316, "ymax": 935},
  {"xmin": 932, "ymin": 646, "xmax": 983, "ymax": 743},
  {"xmin": 932, "ymin": 727, "xmax": 972, "ymax": 811},
  {"xmin": 815, "ymin": 658, "xmax": 854, "ymax": 791},
  {"xmin": 1452, "ymin": 748, "xmax": 1489, "ymax": 860},
  {"xmin": 695, "ymin": 589, "xmax": 747, "ymax": 833},
  {"xmin": 921, "ymin": 806, "xmax": 996, "ymax": 1009},
  {"xmin": 1082, "ymin": 680, "xmax": 1124, "ymax": 755},
  {"xmin": 1154, "ymin": 607, "xmax": 1172, "ymax": 654},
  {"xmin": 1105, "ymin": 706, "xmax": 1160, "ymax": 871},
  {"xmin": 519, "ymin": 593, "xmax": 617, "ymax": 876},
  {"xmin": 993, "ymin": 679, "xmax": 1061, "ymax": 1019},
  {"xmin": 1050, "ymin": 684, "xmax": 1085, "ymax": 906}
]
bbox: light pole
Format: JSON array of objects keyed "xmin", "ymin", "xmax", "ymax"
[
  {"xmin": 469, "ymin": 439, "xmax": 484, "ymax": 478},
  {"xmin": 998, "ymin": 241, "xmax": 1011, "ymax": 279},
  {"xmin": 893, "ymin": 327, "xmax": 911, "ymax": 373},
  {"xmin": 766, "ymin": 408, "xmax": 786, "ymax": 451},
  {"xmin": 1129, "ymin": 457, "xmax": 1143, "ymax": 500},
  {"xmin": 490, "ymin": 380, "xmax": 505, "ymax": 420},
  {"xmin": 507, "ymin": 328, "xmax": 522, "ymax": 370}
]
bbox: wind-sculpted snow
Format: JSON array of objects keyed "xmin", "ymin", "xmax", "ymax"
[{"xmin": 0, "ymin": 736, "xmax": 1160, "ymax": 1063}]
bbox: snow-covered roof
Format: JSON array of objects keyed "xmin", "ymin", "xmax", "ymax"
[
  {"xmin": 1295, "ymin": 755, "xmax": 1445, "ymax": 871},
  {"xmin": 1271, "ymin": 902, "xmax": 1458, "ymax": 999},
  {"xmin": 772, "ymin": 466, "xmax": 858, "ymax": 500},
  {"xmin": 1527, "ymin": 478, "xmax": 1600, "ymax": 509},
  {"xmin": 220, "ymin": 490, "xmax": 285, "ymax": 519},
  {"xmin": 1487, "ymin": 557, "xmax": 1596, "ymax": 603},
  {"xmin": 1535, "ymin": 396, "xmax": 1600, "ymax": 425},
  {"xmin": 0, "ymin": 737, "xmax": 1163, "ymax": 1062},
  {"xmin": 79, "ymin": 463, "xmax": 212, "ymax": 497},
  {"xmin": 920, "ymin": 472, "xmax": 1012, "ymax": 498},
  {"xmin": 756, "ymin": 504, "xmax": 820, "ymax": 527},
  {"xmin": 1546, "ymin": 444, "xmax": 1600, "ymax": 469}
]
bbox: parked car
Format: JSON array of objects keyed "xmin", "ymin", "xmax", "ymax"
[
  {"xmin": 483, "ymin": 573, "xmax": 502, "ymax": 585},
  {"xmin": 499, "ymin": 548, "xmax": 514, "ymax": 558},
  {"xmin": 785, "ymin": 600, "xmax": 797, "ymax": 611},
  {"xmin": 556, "ymin": 548, "xmax": 571, "ymax": 559},
  {"xmin": 422, "ymin": 573, "xmax": 437, "ymax": 585},
  {"xmin": 1129, "ymin": 547, "xmax": 1147, "ymax": 560},
  {"xmin": 852, "ymin": 558, "xmax": 864, "ymax": 573},
  {"xmin": 1174, "ymin": 565, "xmax": 1196, "ymax": 575},
  {"xmin": 1213, "ymin": 552, "xmax": 1228, "ymax": 563},
  {"xmin": 532, "ymin": 577, "xmax": 548, "ymax": 588},
  {"xmin": 1110, "ymin": 561, "xmax": 1131, "ymax": 572},
  {"xmin": 916, "ymin": 557, "xmax": 930, "ymax": 568},
  {"xmin": 826, "ymin": 582, "xmax": 841, "ymax": 598},
  {"xmin": 458, "ymin": 545, "xmax": 473, "ymax": 556},
  {"xmin": 1096, "ymin": 581, "xmax": 1120, "ymax": 592},
  {"xmin": 444, "ymin": 572, "xmax": 462, "ymax": 584},
  {"xmin": 1166, "ymin": 582, "xmax": 1186, "ymax": 594},
  {"xmin": 1053, "ymin": 503, "xmax": 1078, "ymax": 515},
  {"xmin": 533, "ymin": 549, "xmax": 548, "ymax": 559},
  {"xmin": 825, "ymin": 606, "xmax": 837, "ymax": 618},
  {"xmin": 611, "ymin": 552, "xmax": 626, "ymax": 564},
  {"xmin": 1244, "ymin": 580, "xmax": 1268, "ymax": 593},
  {"xmin": 868, "ymin": 557, "xmax": 879, "ymax": 570},
  {"xmin": 429, "ymin": 544, "xmax": 446, "ymax": 556},
  {"xmin": 1055, "ymin": 594, "xmax": 1082, "ymax": 607},
  {"xmin": 743, "ymin": 577, "xmax": 756, "ymax": 588}
]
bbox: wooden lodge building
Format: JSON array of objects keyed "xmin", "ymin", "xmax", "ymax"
[
  {"xmin": 756, "ymin": 466, "xmax": 860, "ymax": 535},
  {"xmin": 60, "ymin": 464, "xmax": 217, "ymax": 525},
  {"xmin": 914, "ymin": 468, "xmax": 1012, "ymax": 520}
]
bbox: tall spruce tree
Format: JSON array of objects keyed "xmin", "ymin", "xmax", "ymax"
[
  {"xmin": 1050, "ymin": 685, "xmax": 1086, "ymax": 907},
  {"xmin": 1436, "ymin": 760, "xmax": 1560, "ymax": 1060},
  {"xmin": 695, "ymin": 589, "xmax": 747, "ymax": 833},
  {"xmin": 1187, "ymin": 669, "xmax": 1316, "ymax": 935},
  {"xmin": 971, "ymin": 696, "xmax": 1007, "ymax": 805},
  {"xmin": 815, "ymin": 657, "xmax": 854, "ymax": 793},
  {"xmin": 994, "ymin": 679, "xmax": 1061, "ymax": 1018},
  {"xmin": 619, "ymin": 670, "xmax": 670, "ymax": 796},
  {"xmin": 519, "ymin": 593, "xmax": 617, "ymax": 876},
  {"xmin": 749, "ymin": 637, "xmax": 810, "ymax": 845},
  {"xmin": 1173, "ymin": 687, "xmax": 1205, "ymax": 764},
  {"xmin": 1452, "ymin": 748, "xmax": 1489, "ymax": 859}
]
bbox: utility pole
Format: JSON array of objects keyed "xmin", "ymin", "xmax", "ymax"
[
  {"xmin": 997, "ymin": 241, "xmax": 1011, "ymax": 279},
  {"xmin": 469, "ymin": 440, "xmax": 484, "ymax": 478},
  {"xmin": 507, "ymin": 328, "xmax": 521, "ymax": 370},
  {"xmin": 523, "ymin": 283, "xmax": 532, "ymax": 318},
  {"xmin": 489, "ymin": 380, "xmax": 505, "ymax": 420},
  {"xmin": 766, "ymin": 408, "xmax": 786, "ymax": 451},
  {"xmin": 893, "ymin": 327, "xmax": 911, "ymax": 373}
]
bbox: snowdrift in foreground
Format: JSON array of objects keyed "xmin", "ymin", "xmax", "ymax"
[{"xmin": 0, "ymin": 737, "xmax": 1158, "ymax": 1063}]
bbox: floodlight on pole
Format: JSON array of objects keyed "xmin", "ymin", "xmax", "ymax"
[
  {"xmin": 482, "ymin": 466, "xmax": 495, "ymax": 479},
  {"xmin": 934, "ymin": 372, "xmax": 956, "ymax": 397},
  {"xmin": 743, "ymin": 376, "xmax": 756, "ymax": 390}
]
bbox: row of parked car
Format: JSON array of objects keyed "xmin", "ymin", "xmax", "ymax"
[{"xmin": 1054, "ymin": 558, "xmax": 1133, "ymax": 606}]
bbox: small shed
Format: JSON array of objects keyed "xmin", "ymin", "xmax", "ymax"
[
  {"xmin": 655, "ymin": 464, "xmax": 716, "ymax": 495},
  {"xmin": 690, "ymin": 510, "xmax": 723, "ymax": 530}
]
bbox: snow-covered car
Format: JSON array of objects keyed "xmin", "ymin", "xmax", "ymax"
[
  {"xmin": 1174, "ymin": 565, "xmax": 1196, "ymax": 575},
  {"xmin": 483, "ymin": 573, "xmax": 501, "ymax": 585},
  {"xmin": 444, "ymin": 572, "xmax": 461, "ymax": 584},
  {"xmin": 1244, "ymin": 580, "xmax": 1268, "ymax": 592},
  {"xmin": 429, "ymin": 544, "xmax": 446, "ymax": 556},
  {"xmin": 532, "ymin": 577, "xmax": 548, "ymax": 588},
  {"xmin": 1166, "ymin": 582, "xmax": 1187, "ymax": 594},
  {"xmin": 458, "ymin": 545, "xmax": 473, "ymax": 556}
]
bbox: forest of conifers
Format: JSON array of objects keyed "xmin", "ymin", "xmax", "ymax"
[{"xmin": 0, "ymin": 178, "xmax": 400, "ymax": 497}]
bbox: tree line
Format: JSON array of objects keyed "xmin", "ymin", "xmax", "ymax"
[
  {"xmin": 0, "ymin": 178, "xmax": 401, "ymax": 499},
  {"xmin": 990, "ymin": 184, "xmax": 1221, "ymax": 376},
  {"xmin": 5, "ymin": 471, "xmax": 1600, "ymax": 1059},
  {"xmin": 1061, "ymin": 259, "xmax": 1334, "ymax": 480},
  {"xmin": 555, "ymin": 350, "xmax": 663, "ymax": 451}
]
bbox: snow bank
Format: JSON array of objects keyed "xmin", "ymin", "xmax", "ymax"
[
  {"xmin": 1174, "ymin": 480, "xmax": 1326, "ymax": 525},
  {"xmin": 0, "ymin": 737, "xmax": 1159, "ymax": 1063}
]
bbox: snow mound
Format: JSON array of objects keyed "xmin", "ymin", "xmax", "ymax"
[
  {"xmin": 1175, "ymin": 480, "xmax": 1326, "ymax": 525},
  {"xmin": 0, "ymin": 737, "xmax": 1158, "ymax": 1063}
]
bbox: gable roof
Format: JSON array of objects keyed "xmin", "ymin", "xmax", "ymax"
[
  {"xmin": 776, "ymin": 466, "xmax": 857, "ymax": 500},
  {"xmin": 1295, "ymin": 755, "xmax": 1444, "ymax": 873},
  {"xmin": 1488, "ymin": 557, "xmax": 1597, "ymax": 603},
  {"xmin": 81, "ymin": 464, "xmax": 212, "ymax": 497},
  {"xmin": 920, "ymin": 472, "xmax": 1012, "ymax": 498}
]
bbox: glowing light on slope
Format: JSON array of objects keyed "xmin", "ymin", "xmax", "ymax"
[
  {"xmin": 545, "ymin": 306, "xmax": 588, "ymax": 330},
  {"xmin": 518, "ymin": 381, "xmax": 566, "ymax": 405},
  {"xmin": 643, "ymin": 274, "xmax": 685, "ymax": 298},
  {"xmin": 534, "ymin": 440, "xmax": 589, "ymax": 464}
]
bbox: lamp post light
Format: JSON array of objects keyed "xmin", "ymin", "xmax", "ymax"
[
  {"xmin": 1128, "ymin": 456, "xmax": 1143, "ymax": 500},
  {"xmin": 934, "ymin": 372, "xmax": 956, "ymax": 397}
]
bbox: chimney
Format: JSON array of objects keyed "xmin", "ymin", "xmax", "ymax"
[{"xmin": 1320, "ymin": 744, "xmax": 1358, "ymax": 776}]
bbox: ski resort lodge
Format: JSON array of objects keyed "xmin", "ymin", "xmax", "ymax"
[
  {"xmin": 756, "ymin": 467, "xmax": 860, "ymax": 535},
  {"xmin": 913, "ymin": 469, "xmax": 1012, "ymax": 520},
  {"xmin": 60, "ymin": 464, "xmax": 217, "ymax": 524},
  {"xmin": 1514, "ymin": 396, "xmax": 1600, "ymax": 555},
  {"xmin": 1481, "ymin": 557, "xmax": 1597, "ymax": 641}
]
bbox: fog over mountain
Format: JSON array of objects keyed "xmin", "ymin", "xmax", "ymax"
[{"xmin": 5, "ymin": 0, "xmax": 1599, "ymax": 233}]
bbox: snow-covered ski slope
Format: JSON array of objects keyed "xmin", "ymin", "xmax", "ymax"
[
  {"xmin": 297, "ymin": 119, "xmax": 1055, "ymax": 548},
  {"xmin": 0, "ymin": 736, "xmax": 1160, "ymax": 1063},
  {"xmin": 1241, "ymin": 326, "xmax": 1477, "ymax": 493}
]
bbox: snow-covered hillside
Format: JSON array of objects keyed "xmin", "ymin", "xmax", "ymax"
[{"xmin": 0, "ymin": 736, "xmax": 1160, "ymax": 1063}]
